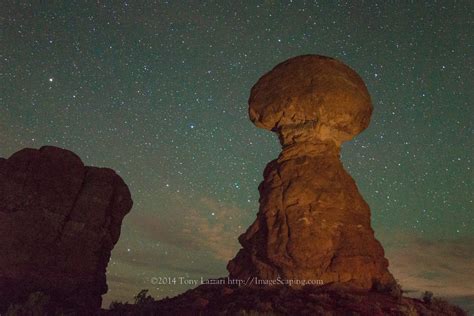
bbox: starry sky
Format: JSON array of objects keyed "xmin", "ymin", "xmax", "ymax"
[{"xmin": 1, "ymin": 0, "xmax": 473, "ymax": 312}]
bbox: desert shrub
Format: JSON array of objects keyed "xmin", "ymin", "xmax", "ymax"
[
  {"xmin": 387, "ymin": 281, "xmax": 403, "ymax": 299},
  {"xmin": 109, "ymin": 300, "xmax": 121, "ymax": 309},
  {"xmin": 109, "ymin": 300, "xmax": 131, "ymax": 312},
  {"xmin": 134, "ymin": 289, "xmax": 155, "ymax": 306},
  {"xmin": 422, "ymin": 291, "xmax": 433, "ymax": 304},
  {"xmin": 372, "ymin": 279, "xmax": 402, "ymax": 299}
]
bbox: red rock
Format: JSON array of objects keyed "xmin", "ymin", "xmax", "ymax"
[
  {"xmin": 192, "ymin": 297, "xmax": 209, "ymax": 309},
  {"xmin": 228, "ymin": 55, "xmax": 395, "ymax": 289},
  {"xmin": 221, "ymin": 287, "xmax": 234, "ymax": 296},
  {"xmin": 0, "ymin": 146, "xmax": 132, "ymax": 312}
]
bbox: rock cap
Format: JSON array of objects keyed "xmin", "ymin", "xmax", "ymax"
[{"xmin": 249, "ymin": 55, "xmax": 373, "ymax": 145}]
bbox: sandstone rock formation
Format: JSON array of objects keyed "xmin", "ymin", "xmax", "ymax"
[
  {"xmin": 0, "ymin": 146, "xmax": 132, "ymax": 312},
  {"xmin": 228, "ymin": 55, "xmax": 395, "ymax": 289}
]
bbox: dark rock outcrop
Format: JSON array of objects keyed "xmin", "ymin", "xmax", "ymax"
[
  {"xmin": 227, "ymin": 55, "xmax": 395, "ymax": 289},
  {"xmin": 0, "ymin": 146, "xmax": 132, "ymax": 313}
]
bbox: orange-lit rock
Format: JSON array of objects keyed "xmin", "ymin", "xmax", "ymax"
[{"xmin": 228, "ymin": 55, "xmax": 395, "ymax": 289}]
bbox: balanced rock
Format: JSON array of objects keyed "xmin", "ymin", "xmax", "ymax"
[
  {"xmin": 0, "ymin": 146, "xmax": 132, "ymax": 312},
  {"xmin": 228, "ymin": 55, "xmax": 395, "ymax": 289}
]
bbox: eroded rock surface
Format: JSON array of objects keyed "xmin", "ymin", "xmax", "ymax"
[
  {"xmin": 0, "ymin": 146, "xmax": 132, "ymax": 312},
  {"xmin": 228, "ymin": 55, "xmax": 395, "ymax": 289}
]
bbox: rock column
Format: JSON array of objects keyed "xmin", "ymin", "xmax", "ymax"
[{"xmin": 228, "ymin": 55, "xmax": 395, "ymax": 289}]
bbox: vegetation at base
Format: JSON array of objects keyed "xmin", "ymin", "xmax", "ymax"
[
  {"xmin": 422, "ymin": 291, "xmax": 434, "ymax": 304},
  {"xmin": 371, "ymin": 279, "xmax": 403, "ymax": 300},
  {"xmin": 5, "ymin": 292, "xmax": 77, "ymax": 316},
  {"xmin": 104, "ymin": 285, "xmax": 467, "ymax": 316}
]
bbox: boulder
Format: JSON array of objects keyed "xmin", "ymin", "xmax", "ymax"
[{"xmin": 0, "ymin": 146, "xmax": 132, "ymax": 312}]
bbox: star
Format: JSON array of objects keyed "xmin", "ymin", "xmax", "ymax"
[{"xmin": 1, "ymin": 1, "xmax": 471, "ymax": 310}]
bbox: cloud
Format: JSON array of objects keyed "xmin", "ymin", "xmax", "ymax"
[
  {"xmin": 103, "ymin": 195, "xmax": 252, "ymax": 306},
  {"xmin": 127, "ymin": 195, "xmax": 248, "ymax": 262},
  {"xmin": 181, "ymin": 197, "xmax": 247, "ymax": 261},
  {"xmin": 381, "ymin": 232, "xmax": 474, "ymax": 312},
  {"xmin": 108, "ymin": 196, "xmax": 474, "ymax": 312}
]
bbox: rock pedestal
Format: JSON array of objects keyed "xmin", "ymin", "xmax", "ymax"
[
  {"xmin": 227, "ymin": 55, "xmax": 395, "ymax": 289},
  {"xmin": 0, "ymin": 146, "xmax": 132, "ymax": 312}
]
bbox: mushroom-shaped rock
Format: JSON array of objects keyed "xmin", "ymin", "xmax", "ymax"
[
  {"xmin": 228, "ymin": 55, "xmax": 395, "ymax": 291},
  {"xmin": 249, "ymin": 55, "xmax": 373, "ymax": 146}
]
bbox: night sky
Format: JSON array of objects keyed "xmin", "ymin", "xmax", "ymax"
[{"xmin": 1, "ymin": 0, "xmax": 473, "ymax": 311}]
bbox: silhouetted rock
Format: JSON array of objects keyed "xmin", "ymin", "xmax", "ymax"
[
  {"xmin": 0, "ymin": 146, "xmax": 132, "ymax": 313},
  {"xmin": 228, "ymin": 55, "xmax": 395, "ymax": 289}
]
